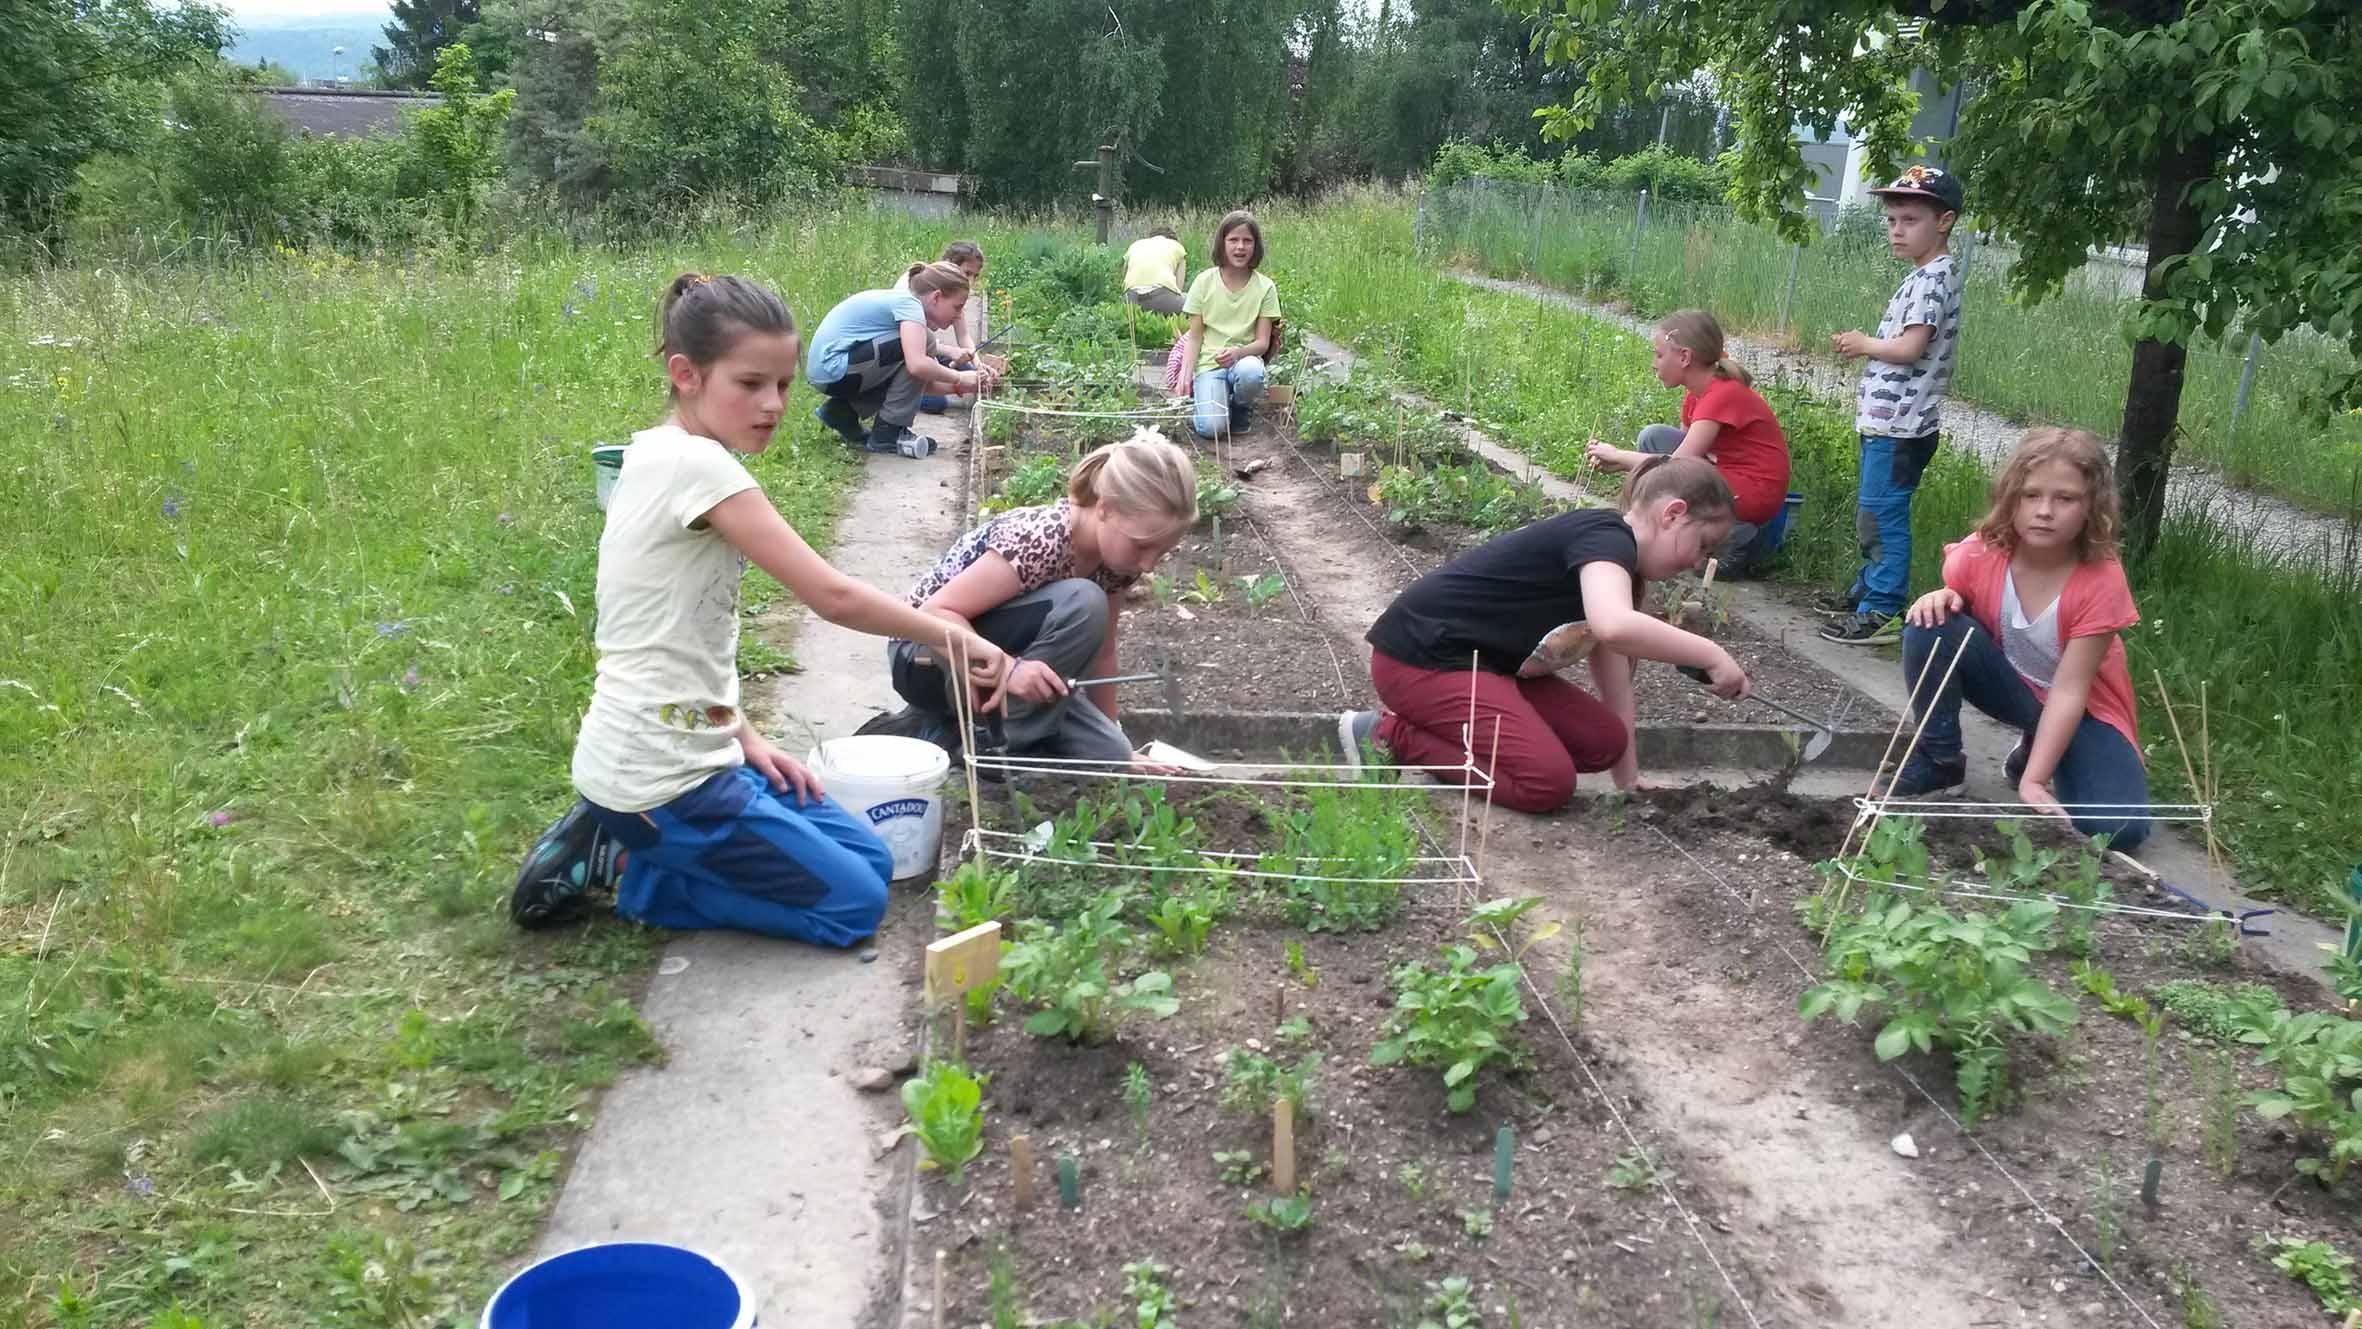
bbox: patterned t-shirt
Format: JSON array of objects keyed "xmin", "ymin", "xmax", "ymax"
[
  {"xmin": 906, "ymin": 500, "xmax": 1137, "ymax": 607},
  {"xmin": 1854, "ymin": 253, "xmax": 1962, "ymax": 440}
]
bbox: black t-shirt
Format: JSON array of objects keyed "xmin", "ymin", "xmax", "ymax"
[{"xmin": 1366, "ymin": 510, "xmax": 1640, "ymax": 674}]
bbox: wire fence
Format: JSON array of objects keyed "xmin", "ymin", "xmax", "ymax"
[{"xmin": 1417, "ymin": 177, "xmax": 2362, "ymax": 514}]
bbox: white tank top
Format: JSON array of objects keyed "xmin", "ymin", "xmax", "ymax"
[{"xmin": 2000, "ymin": 570, "xmax": 2062, "ymax": 689}]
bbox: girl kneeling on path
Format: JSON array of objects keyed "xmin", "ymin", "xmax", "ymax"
[
  {"xmin": 863, "ymin": 432, "xmax": 1198, "ymax": 767},
  {"xmin": 1584, "ymin": 310, "xmax": 1792, "ymax": 576},
  {"xmin": 1340, "ymin": 457, "xmax": 1752, "ymax": 813},
  {"xmin": 511, "ymin": 274, "xmax": 1009, "ymax": 945},
  {"xmin": 900, "ymin": 241, "xmax": 996, "ymax": 413},
  {"xmin": 1882, "ymin": 426, "xmax": 2149, "ymax": 848},
  {"xmin": 1177, "ymin": 210, "xmax": 1280, "ymax": 439},
  {"xmin": 807, "ymin": 261, "xmax": 997, "ymax": 458}
]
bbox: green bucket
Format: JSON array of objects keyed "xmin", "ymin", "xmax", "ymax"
[{"xmin": 592, "ymin": 444, "xmax": 628, "ymax": 511}]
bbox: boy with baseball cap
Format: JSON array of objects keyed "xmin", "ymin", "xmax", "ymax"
[{"xmin": 1821, "ymin": 164, "xmax": 1967, "ymax": 645}]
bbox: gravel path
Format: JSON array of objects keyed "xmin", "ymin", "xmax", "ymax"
[{"xmin": 1452, "ymin": 270, "xmax": 2360, "ymax": 570}]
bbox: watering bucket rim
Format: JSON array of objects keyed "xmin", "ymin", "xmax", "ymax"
[
  {"xmin": 811, "ymin": 734, "xmax": 951, "ymax": 783},
  {"xmin": 479, "ymin": 1241, "xmax": 755, "ymax": 1329}
]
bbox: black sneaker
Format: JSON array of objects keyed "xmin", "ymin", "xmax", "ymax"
[
  {"xmin": 855, "ymin": 705, "xmax": 956, "ymax": 756},
  {"xmin": 814, "ymin": 400, "xmax": 866, "ymax": 446},
  {"xmin": 1812, "ymin": 588, "xmax": 1861, "ymax": 614},
  {"xmin": 1819, "ymin": 610, "xmax": 1900, "ymax": 645},
  {"xmin": 2003, "ymin": 734, "xmax": 2030, "ymax": 787},
  {"xmin": 510, "ymin": 800, "xmax": 620, "ymax": 929},
  {"xmin": 866, "ymin": 423, "xmax": 936, "ymax": 458},
  {"xmin": 1336, "ymin": 709, "xmax": 1382, "ymax": 769},
  {"xmin": 1231, "ymin": 403, "xmax": 1255, "ymax": 433},
  {"xmin": 1876, "ymin": 756, "xmax": 1967, "ymax": 800}
]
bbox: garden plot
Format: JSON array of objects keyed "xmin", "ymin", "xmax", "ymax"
[{"xmin": 902, "ymin": 778, "xmax": 1783, "ymax": 1328}]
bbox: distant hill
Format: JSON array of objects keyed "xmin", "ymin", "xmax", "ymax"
[{"xmin": 227, "ymin": 19, "xmax": 390, "ymax": 84}]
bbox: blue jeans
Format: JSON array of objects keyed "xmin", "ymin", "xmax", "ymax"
[
  {"xmin": 1901, "ymin": 615, "xmax": 2151, "ymax": 849},
  {"xmin": 1191, "ymin": 356, "xmax": 1267, "ymax": 438},
  {"xmin": 1850, "ymin": 433, "xmax": 1940, "ymax": 615},
  {"xmin": 588, "ymin": 765, "xmax": 893, "ymax": 947}
]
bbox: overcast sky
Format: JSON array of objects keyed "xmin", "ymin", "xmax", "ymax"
[{"xmin": 225, "ymin": 0, "xmax": 389, "ymax": 26}]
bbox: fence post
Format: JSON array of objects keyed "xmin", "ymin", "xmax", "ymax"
[
  {"xmin": 1414, "ymin": 193, "xmax": 1426, "ymax": 254},
  {"xmin": 1529, "ymin": 187, "xmax": 1544, "ymax": 275},
  {"xmin": 1779, "ymin": 242, "xmax": 1803, "ymax": 333},
  {"xmin": 1629, "ymin": 189, "xmax": 1648, "ymax": 281},
  {"xmin": 2226, "ymin": 330, "xmax": 2263, "ymax": 453}
]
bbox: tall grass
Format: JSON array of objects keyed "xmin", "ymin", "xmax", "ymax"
[
  {"xmin": 1423, "ymin": 178, "xmax": 2362, "ymax": 515},
  {"xmin": 0, "ymin": 207, "xmax": 995, "ymax": 1325},
  {"xmin": 1270, "ymin": 187, "xmax": 2362, "ymax": 920}
]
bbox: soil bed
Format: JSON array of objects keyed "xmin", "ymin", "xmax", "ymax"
[
  {"xmin": 917, "ymin": 783, "xmax": 1773, "ymax": 1328},
  {"xmin": 1601, "ymin": 782, "xmax": 2362, "ymax": 1328}
]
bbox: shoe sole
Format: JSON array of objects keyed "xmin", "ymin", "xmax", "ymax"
[{"xmin": 1819, "ymin": 627, "xmax": 1901, "ymax": 646}]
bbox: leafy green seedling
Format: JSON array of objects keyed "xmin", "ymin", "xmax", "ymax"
[
  {"xmin": 901, "ymin": 1060, "xmax": 987, "ymax": 1183},
  {"xmin": 2261, "ymin": 1234, "xmax": 2361, "ymax": 1315},
  {"xmin": 1244, "ymin": 1192, "xmax": 1314, "ymax": 1233},
  {"xmin": 1606, "ymin": 1147, "xmax": 1659, "ymax": 1191},
  {"xmin": 1418, "ymin": 1276, "xmax": 1484, "ymax": 1329},
  {"xmin": 1286, "ymin": 939, "xmax": 1319, "ymax": 988},
  {"xmin": 1371, "ymin": 898, "xmax": 1556, "ymax": 1112},
  {"xmin": 1123, "ymin": 1259, "xmax": 1177, "ymax": 1329},
  {"xmin": 1122, "ymin": 1062, "xmax": 1153, "ymax": 1150},
  {"xmin": 1221, "ymin": 1047, "xmax": 1320, "ymax": 1118},
  {"xmin": 1178, "ymin": 568, "xmax": 1226, "ymax": 605},
  {"xmin": 1214, "ymin": 1149, "xmax": 1266, "ymax": 1186},
  {"xmin": 1460, "ymin": 1208, "xmax": 1493, "ymax": 1241},
  {"xmin": 1237, "ymin": 572, "xmax": 1286, "ymax": 613}
]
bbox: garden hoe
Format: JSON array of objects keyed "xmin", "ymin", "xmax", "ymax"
[{"xmin": 1680, "ymin": 667, "xmax": 1838, "ymax": 762}]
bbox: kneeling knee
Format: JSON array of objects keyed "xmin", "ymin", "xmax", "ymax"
[{"xmin": 1494, "ymin": 759, "xmax": 1577, "ymax": 814}]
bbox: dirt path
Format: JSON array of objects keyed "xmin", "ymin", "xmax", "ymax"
[{"xmin": 1449, "ymin": 270, "xmax": 2359, "ymax": 569}]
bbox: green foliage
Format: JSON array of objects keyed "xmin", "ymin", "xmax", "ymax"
[
  {"xmin": 1000, "ymin": 892, "xmax": 1181, "ymax": 1042},
  {"xmin": 1803, "ymin": 823, "xmax": 2079, "ymax": 1128},
  {"xmin": 936, "ymin": 861, "xmax": 1019, "ymax": 931},
  {"xmin": 400, "ymin": 44, "xmax": 515, "ymax": 230},
  {"xmin": 1605, "ymin": 1147, "xmax": 1659, "ymax": 1191},
  {"xmin": 1213, "ymin": 1149, "xmax": 1266, "ymax": 1186},
  {"xmin": 2231, "ymin": 1005, "xmax": 2362, "ymax": 1184},
  {"xmin": 1975, "ymin": 819, "xmax": 2111, "ymax": 957},
  {"xmin": 1375, "ymin": 461, "xmax": 1560, "ymax": 534},
  {"xmin": 1122, "ymin": 1061, "xmax": 1153, "ymax": 1148},
  {"xmin": 1433, "ymin": 139, "xmax": 1730, "ymax": 205},
  {"xmin": 1196, "ymin": 465, "xmax": 1241, "ymax": 522},
  {"xmin": 901, "ymin": 1059, "xmax": 988, "ymax": 1183},
  {"xmin": 1236, "ymin": 572, "xmax": 1287, "ymax": 613},
  {"xmin": 1370, "ymin": 900, "xmax": 1552, "ymax": 1113},
  {"xmin": 2153, "ymin": 979, "xmax": 2284, "ymax": 1045},
  {"xmin": 1220, "ymin": 1047, "xmax": 1320, "ymax": 1118},
  {"xmin": 1243, "ymin": 1191, "xmax": 1314, "ymax": 1233},
  {"xmin": 2261, "ymin": 1235, "xmax": 2361, "ymax": 1316},
  {"xmin": 1419, "ymin": 1275, "xmax": 1485, "ymax": 1329},
  {"xmin": 1260, "ymin": 784, "xmax": 1417, "ymax": 933},
  {"xmin": 372, "ymin": 0, "xmax": 498, "ymax": 89},
  {"xmin": 982, "ymin": 453, "xmax": 1069, "ymax": 516},
  {"xmin": 1123, "ymin": 1259, "xmax": 1177, "ymax": 1329},
  {"xmin": 1459, "ymin": 1208, "xmax": 1493, "ymax": 1241}
]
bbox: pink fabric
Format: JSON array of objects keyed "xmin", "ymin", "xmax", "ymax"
[
  {"xmin": 1941, "ymin": 534, "xmax": 2142, "ymax": 754},
  {"xmin": 1164, "ymin": 343, "xmax": 1189, "ymax": 395}
]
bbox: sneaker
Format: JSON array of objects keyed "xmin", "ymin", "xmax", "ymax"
[
  {"xmin": 510, "ymin": 800, "xmax": 620, "ymax": 929},
  {"xmin": 1337, "ymin": 709, "xmax": 1382, "ymax": 769},
  {"xmin": 2003, "ymin": 734, "xmax": 2030, "ymax": 787},
  {"xmin": 1875, "ymin": 755, "xmax": 1968, "ymax": 800},
  {"xmin": 1231, "ymin": 403, "xmax": 1255, "ymax": 433},
  {"xmin": 855, "ymin": 704, "xmax": 956, "ymax": 756},
  {"xmin": 866, "ymin": 423, "xmax": 936, "ymax": 459},
  {"xmin": 1819, "ymin": 610, "xmax": 1900, "ymax": 645},
  {"xmin": 1811, "ymin": 587, "xmax": 1861, "ymax": 615},
  {"xmin": 814, "ymin": 399, "xmax": 866, "ymax": 446}
]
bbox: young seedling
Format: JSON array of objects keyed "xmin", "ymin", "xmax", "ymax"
[
  {"xmin": 901, "ymin": 1060, "xmax": 987, "ymax": 1184},
  {"xmin": 1606, "ymin": 1147, "xmax": 1660, "ymax": 1191},
  {"xmin": 1123, "ymin": 1259, "xmax": 1177, "ymax": 1329},
  {"xmin": 1243, "ymin": 1192, "xmax": 1314, "ymax": 1233},
  {"xmin": 1122, "ymin": 1062, "xmax": 1153, "ymax": 1152},
  {"xmin": 1397, "ymin": 1159, "xmax": 1431, "ymax": 1201},
  {"xmin": 1418, "ymin": 1276, "xmax": 1484, "ymax": 1329},
  {"xmin": 1557, "ymin": 915, "xmax": 1587, "ymax": 1030},
  {"xmin": 1460, "ymin": 1208, "xmax": 1493, "ymax": 1241},
  {"xmin": 2088, "ymin": 1156, "xmax": 2121, "ymax": 1268},
  {"xmin": 1214, "ymin": 1149, "xmax": 1266, "ymax": 1186},
  {"xmin": 1237, "ymin": 572, "xmax": 1286, "ymax": 614},
  {"xmin": 2261, "ymin": 1234, "xmax": 2362, "ymax": 1316},
  {"xmin": 2199, "ymin": 1048, "xmax": 2240, "ymax": 1179},
  {"xmin": 1178, "ymin": 568, "xmax": 1226, "ymax": 606},
  {"xmin": 1285, "ymin": 939, "xmax": 1319, "ymax": 988},
  {"xmin": 1371, "ymin": 898, "xmax": 1557, "ymax": 1112},
  {"xmin": 1220, "ymin": 1047, "xmax": 1320, "ymax": 1119}
]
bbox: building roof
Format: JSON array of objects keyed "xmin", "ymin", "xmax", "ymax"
[{"xmin": 251, "ymin": 87, "xmax": 442, "ymax": 138}]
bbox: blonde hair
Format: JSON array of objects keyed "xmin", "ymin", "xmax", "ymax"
[
  {"xmin": 1974, "ymin": 426, "xmax": 2120, "ymax": 561},
  {"xmin": 903, "ymin": 261, "xmax": 973, "ymax": 300},
  {"xmin": 1620, "ymin": 454, "xmax": 1736, "ymax": 521},
  {"xmin": 1070, "ymin": 429, "xmax": 1198, "ymax": 530},
  {"xmin": 1656, "ymin": 309, "xmax": 1750, "ymax": 385}
]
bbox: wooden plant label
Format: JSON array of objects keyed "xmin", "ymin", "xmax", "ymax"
[
  {"xmin": 1338, "ymin": 451, "xmax": 1365, "ymax": 478},
  {"xmin": 1272, "ymin": 1099, "xmax": 1296, "ymax": 1194},
  {"xmin": 1010, "ymin": 1133, "xmax": 1036, "ymax": 1212},
  {"xmin": 924, "ymin": 922, "xmax": 1001, "ymax": 1006}
]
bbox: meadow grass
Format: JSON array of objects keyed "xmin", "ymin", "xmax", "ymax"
[
  {"xmin": 0, "ymin": 207, "xmax": 1000, "ymax": 1326},
  {"xmin": 1270, "ymin": 188, "xmax": 2362, "ymax": 920},
  {"xmin": 1424, "ymin": 178, "xmax": 2362, "ymax": 515}
]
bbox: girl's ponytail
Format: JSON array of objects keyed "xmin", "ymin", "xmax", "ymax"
[
  {"xmin": 654, "ymin": 273, "xmax": 793, "ymax": 385},
  {"xmin": 1620, "ymin": 454, "xmax": 1735, "ymax": 520},
  {"xmin": 1713, "ymin": 357, "xmax": 1752, "ymax": 386},
  {"xmin": 905, "ymin": 261, "xmax": 974, "ymax": 300},
  {"xmin": 1656, "ymin": 309, "xmax": 1749, "ymax": 385}
]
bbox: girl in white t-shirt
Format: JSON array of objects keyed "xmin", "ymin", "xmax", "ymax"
[{"xmin": 512, "ymin": 273, "xmax": 1008, "ymax": 946}]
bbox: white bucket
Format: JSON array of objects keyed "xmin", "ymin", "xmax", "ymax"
[
  {"xmin": 593, "ymin": 444, "xmax": 628, "ymax": 511},
  {"xmin": 807, "ymin": 735, "xmax": 951, "ymax": 880}
]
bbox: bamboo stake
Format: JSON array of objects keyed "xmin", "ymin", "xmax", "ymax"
[
  {"xmin": 1010, "ymin": 1134, "xmax": 1036, "ymax": 1212},
  {"xmin": 932, "ymin": 1249, "xmax": 947, "ymax": 1329},
  {"xmin": 1831, "ymin": 633, "xmax": 1969, "ymax": 931},
  {"xmin": 953, "ymin": 635, "xmax": 986, "ymax": 870},
  {"xmin": 1478, "ymin": 716, "xmax": 1502, "ymax": 882},
  {"xmin": 2152, "ymin": 669, "xmax": 2222, "ymax": 883},
  {"xmin": 1837, "ymin": 627, "xmax": 1951, "ymax": 867},
  {"xmin": 1272, "ymin": 1098, "xmax": 1297, "ymax": 1194}
]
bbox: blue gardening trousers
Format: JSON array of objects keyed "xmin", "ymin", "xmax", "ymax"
[
  {"xmin": 1191, "ymin": 356, "xmax": 1267, "ymax": 438},
  {"xmin": 1901, "ymin": 615, "xmax": 2151, "ymax": 849},
  {"xmin": 1849, "ymin": 433, "xmax": 1940, "ymax": 615},
  {"xmin": 587, "ymin": 765, "xmax": 892, "ymax": 948}
]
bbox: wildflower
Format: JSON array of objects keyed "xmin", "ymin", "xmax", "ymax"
[
  {"xmin": 496, "ymin": 511, "xmax": 515, "ymax": 526},
  {"xmin": 400, "ymin": 666, "xmax": 421, "ymax": 691},
  {"xmin": 496, "ymin": 584, "xmax": 515, "ymax": 596},
  {"xmin": 161, "ymin": 495, "xmax": 184, "ymax": 520},
  {"xmin": 376, "ymin": 621, "xmax": 409, "ymax": 638},
  {"xmin": 206, "ymin": 809, "xmax": 234, "ymax": 828},
  {"xmin": 125, "ymin": 1176, "xmax": 154, "ymax": 1196}
]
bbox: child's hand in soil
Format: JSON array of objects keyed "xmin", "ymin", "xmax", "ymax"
[{"xmin": 1905, "ymin": 587, "xmax": 1964, "ymax": 628}]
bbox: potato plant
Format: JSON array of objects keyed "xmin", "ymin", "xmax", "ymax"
[{"xmin": 2232, "ymin": 1005, "xmax": 2362, "ymax": 1184}]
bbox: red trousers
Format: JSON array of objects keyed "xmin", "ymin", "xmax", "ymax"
[{"xmin": 1370, "ymin": 649, "xmax": 1629, "ymax": 813}]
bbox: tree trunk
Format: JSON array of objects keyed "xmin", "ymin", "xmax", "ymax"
[{"xmin": 2116, "ymin": 131, "xmax": 2216, "ymax": 560}]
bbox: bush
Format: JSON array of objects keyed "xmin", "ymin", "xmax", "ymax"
[{"xmin": 1599, "ymin": 144, "xmax": 1733, "ymax": 205}]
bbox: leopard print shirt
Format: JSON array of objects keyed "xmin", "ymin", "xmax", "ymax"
[{"xmin": 905, "ymin": 500, "xmax": 1137, "ymax": 607}]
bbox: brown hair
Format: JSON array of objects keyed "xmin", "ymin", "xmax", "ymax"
[
  {"xmin": 1070, "ymin": 431, "xmax": 1199, "ymax": 530},
  {"xmin": 1148, "ymin": 225, "xmax": 1178, "ymax": 241},
  {"xmin": 940, "ymin": 240, "xmax": 985, "ymax": 268},
  {"xmin": 903, "ymin": 261, "xmax": 973, "ymax": 300},
  {"xmin": 655, "ymin": 273, "xmax": 794, "ymax": 392},
  {"xmin": 1211, "ymin": 209, "xmax": 1265, "ymax": 272},
  {"xmin": 1620, "ymin": 454, "xmax": 1736, "ymax": 521},
  {"xmin": 1973, "ymin": 426, "xmax": 2120, "ymax": 561},
  {"xmin": 1655, "ymin": 309, "xmax": 1750, "ymax": 385}
]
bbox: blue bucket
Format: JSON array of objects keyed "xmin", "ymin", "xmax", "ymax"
[
  {"xmin": 482, "ymin": 1243, "xmax": 755, "ymax": 1329},
  {"xmin": 1757, "ymin": 491, "xmax": 1804, "ymax": 550}
]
